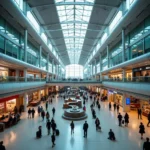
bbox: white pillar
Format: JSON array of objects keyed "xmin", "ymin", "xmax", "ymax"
[
  {"xmin": 122, "ymin": 29, "xmax": 125, "ymax": 62},
  {"xmin": 122, "ymin": 69, "xmax": 126, "ymax": 82},
  {"xmin": 39, "ymin": 46, "xmax": 42, "ymax": 68},
  {"xmin": 24, "ymin": 68, "xmax": 27, "ymax": 82},
  {"xmin": 100, "ymin": 53, "xmax": 102, "ymax": 81},
  {"xmin": 107, "ymin": 45, "xmax": 109, "ymax": 68},
  {"xmin": 94, "ymin": 59, "xmax": 97, "ymax": 79},
  {"xmin": 24, "ymin": 30, "xmax": 27, "ymax": 62},
  {"xmin": 46, "ymin": 53, "xmax": 49, "ymax": 82},
  {"xmin": 23, "ymin": 93, "xmax": 28, "ymax": 111},
  {"xmin": 16, "ymin": 69, "xmax": 19, "ymax": 81},
  {"xmin": 52, "ymin": 59, "xmax": 54, "ymax": 80}
]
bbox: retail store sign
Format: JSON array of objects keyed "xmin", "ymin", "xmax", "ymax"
[{"xmin": 126, "ymin": 98, "xmax": 130, "ymax": 105}]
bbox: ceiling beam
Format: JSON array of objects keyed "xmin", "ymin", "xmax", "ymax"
[
  {"xmin": 44, "ymin": 28, "xmax": 101, "ymax": 32},
  {"xmin": 42, "ymin": 21, "xmax": 108, "ymax": 27},
  {"xmin": 50, "ymin": 36, "xmax": 98, "ymax": 40},
  {"xmin": 31, "ymin": 2, "xmax": 117, "ymax": 9}
]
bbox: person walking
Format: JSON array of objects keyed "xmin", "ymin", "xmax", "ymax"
[
  {"xmin": 52, "ymin": 107, "xmax": 55, "ymax": 116},
  {"xmin": 117, "ymin": 104, "xmax": 119, "ymax": 113},
  {"xmin": 51, "ymin": 133, "xmax": 56, "ymax": 147},
  {"xmin": 46, "ymin": 101, "xmax": 48, "ymax": 111},
  {"xmin": 70, "ymin": 121, "xmax": 74, "ymax": 135},
  {"xmin": 46, "ymin": 119, "xmax": 51, "ymax": 135},
  {"xmin": 31, "ymin": 108, "xmax": 35, "ymax": 118},
  {"xmin": 37, "ymin": 106, "xmax": 41, "ymax": 116},
  {"xmin": 83, "ymin": 121, "xmax": 89, "ymax": 138},
  {"xmin": 118, "ymin": 113, "xmax": 122, "ymax": 126},
  {"xmin": 138, "ymin": 108, "xmax": 142, "ymax": 119},
  {"xmin": 41, "ymin": 110, "xmax": 45, "ymax": 121},
  {"xmin": 51, "ymin": 120, "xmax": 56, "ymax": 134},
  {"xmin": 98, "ymin": 103, "xmax": 101, "ymax": 111},
  {"xmin": 124, "ymin": 113, "xmax": 129, "ymax": 126},
  {"xmin": 46, "ymin": 112, "xmax": 50, "ymax": 121},
  {"xmin": 109, "ymin": 102, "xmax": 111, "ymax": 111},
  {"xmin": 147, "ymin": 112, "xmax": 150, "ymax": 127},
  {"xmin": 28, "ymin": 108, "xmax": 32, "ymax": 119},
  {"xmin": 0, "ymin": 141, "xmax": 6, "ymax": 150},
  {"xmin": 95, "ymin": 118, "xmax": 100, "ymax": 131},
  {"xmin": 139, "ymin": 122, "xmax": 145, "ymax": 139},
  {"xmin": 143, "ymin": 137, "xmax": 150, "ymax": 150},
  {"xmin": 113, "ymin": 103, "xmax": 116, "ymax": 111}
]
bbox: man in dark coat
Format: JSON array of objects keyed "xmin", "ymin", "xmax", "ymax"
[
  {"xmin": 138, "ymin": 108, "xmax": 142, "ymax": 119},
  {"xmin": 46, "ymin": 120, "xmax": 51, "ymax": 135},
  {"xmin": 52, "ymin": 107, "xmax": 55, "ymax": 116},
  {"xmin": 31, "ymin": 108, "xmax": 35, "ymax": 118},
  {"xmin": 51, "ymin": 133, "xmax": 56, "ymax": 147},
  {"xmin": 118, "ymin": 113, "xmax": 122, "ymax": 126},
  {"xmin": 83, "ymin": 121, "xmax": 89, "ymax": 138},
  {"xmin": 143, "ymin": 137, "xmax": 150, "ymax": 150},
  {"xmin": 0, "ymin": 141, "xmax": 6, "ymax": 150}
]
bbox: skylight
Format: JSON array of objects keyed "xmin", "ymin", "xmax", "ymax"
[{"xmin": 55, "ymin": 0, "xmax": 95, "ymax": 64}]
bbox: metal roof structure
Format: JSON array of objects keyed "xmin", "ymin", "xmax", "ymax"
[{"xmin": 27, "ymin": 0, "xmax": 121, "ymax": 66}]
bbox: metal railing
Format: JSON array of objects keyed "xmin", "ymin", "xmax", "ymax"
[
  {"xmin": 103, "ymin": 76, "xmax": 150, "ymax": 83},
  {"xmin": 47, "ymin": 78, "xmax": 101, "ymax": 83},
  {"xmin": 0, "ymin": 76, "xmax": 46, "ymax": 83}
]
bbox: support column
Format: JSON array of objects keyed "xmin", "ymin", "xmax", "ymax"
[
  {"xmin": 16, "ymin": 69, "xmax": 19, "ymax": 81},
  {"xmin": 107, "ymin": 45, "xmax": 109, "ymax": 68},
  {"xmin": 24, "ymin": 68, "xmax": 27, "ymax": 82},
  {"xmin": 45, "ymin": 86, "xmax": 49, "ymax": 96},
  {"xmin": 100, "ymin": 53, "xmax": 102, "ymax": 81},
  {"xmin": 24, "ymin": 29, "xmax": 27, "ymax": 62},
  {"xmin": 23, "ymin": 93, "xmax": 28, "ymax": 111},
  {"xmin": 94, "ymin": 59, "xmax": 97, "ymax": 80},
  {"xmin": 46, "ymin": 53, "xmax": 49, "ymax": 82},
  {"xmin": 38, "ymin": 90, "xmax": 41, "ymax": 101},
  {"xmin": 39, "ymin": 46, "xmax": 42, "ymax": 68},
  {"xmin": 122, "ymin": 93, "xmax": 130, "ymax": 112},
  {"xmin": 122, "ymin": 29, "xmax": 125, "ymax": 62},
  {"xmin": 52, "ymin": 59, "xmax": 54, "ymax": 80},
  {"xmin": 122, "ymin": 69, "xmax": 126, "ymax": 82}
]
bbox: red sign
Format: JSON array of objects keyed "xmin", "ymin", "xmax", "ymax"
[{"xmin": 0, "ymin": 95, "xmax": 19, "ymax": 103}]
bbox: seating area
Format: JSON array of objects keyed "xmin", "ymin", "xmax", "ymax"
[{"xmin": 0, "ymin": 113, "xmax": 21, "ymax": 131}]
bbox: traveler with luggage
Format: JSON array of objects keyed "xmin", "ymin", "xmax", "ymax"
[
  {"xmin": 36, "ymin": 126, "xmax": 42, "ymax": 138},
  {"xmin": 51, "ymin": 133, "xmax": 56, "ymax": 147},
  {"xmin": 117, "ymin": 113, "xmax": 122, "ymax": 126},
  {"xmin": 95, "ymin": 118, "xmax": 101, "ymax": 131}
]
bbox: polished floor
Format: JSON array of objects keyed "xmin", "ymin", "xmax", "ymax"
[{"xmin": 0, "ymin": 96, "xmax": 150, "ymax": 150}]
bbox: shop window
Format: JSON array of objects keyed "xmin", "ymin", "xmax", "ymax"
[
  {"xmin": 0, "ymin": 35, "xmax": 5, "ymax": 54},
  {"xmin": 144, "ymin": 16, "xmax": 150, "ymax": 33},
  {"xmin": 130, "ymin": 22, "xmax": 144, "ymax": 44},
  {"xmin": 0, "ymin": 16, "xmax": 5, "ymax": 33},
  {"xmin": 144, "ymin": 35, "xmax": 150, "ymax": 53},
  {"xmin": 111, "ymin": 52, "xmax": 122, "ymax": 66},
  {"xmin": 131, "ymin": 40, "xmax": 143, "ymax": 58}
]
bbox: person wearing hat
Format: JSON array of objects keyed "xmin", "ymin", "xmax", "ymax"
[{"xmin": 0, "ymin": 141, "xmax": 6, "ymax": 150}]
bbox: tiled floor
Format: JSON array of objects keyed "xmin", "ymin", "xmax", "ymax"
[{"xmin": 0, "ymin": 95, "xmax": 150, "ymax": 150}]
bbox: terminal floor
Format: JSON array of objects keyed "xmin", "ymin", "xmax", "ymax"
[{"xmin": 0, "ymin": 97, "xmax": 150, "ymax": 150}]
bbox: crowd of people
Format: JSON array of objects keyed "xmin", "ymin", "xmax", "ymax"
[{"xmin": 1, "ymin": 90, "xmax": 150, "ymax": 150}]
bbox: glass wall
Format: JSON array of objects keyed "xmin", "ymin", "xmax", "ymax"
[{"xmin": 65, "ymin": 64, "xmax": 83, "ymax": 79}]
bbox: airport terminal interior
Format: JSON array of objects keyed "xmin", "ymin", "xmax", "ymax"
[{"xmin": 0, "ymin": 0, "xmax": 150, "ymax": 149}]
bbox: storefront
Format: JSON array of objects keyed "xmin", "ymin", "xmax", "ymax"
[
  {"xmin": 0, "ymin": 95, "xmax": 23, "ymax": 115},
  {"xmin": 125, "ymin": 94, "xmax": 150, "ymax": 116},
  {"xmin": 109, "ymin": 73, "xmax": 122, "ymax": 81},
  {"xmin": 40, "ymin": 90, "xmax": 45, "ymax": 97},
  {"xmin": 107, "ymin": 90, "xmax": 123, "ymax": 106},
  {"xmin": 132, "ymin": 66, "xmax": 150, "ymax": 77},
  {"xmin": 0, "ymin": 66, "xmax": 8, "ymax": 82}
]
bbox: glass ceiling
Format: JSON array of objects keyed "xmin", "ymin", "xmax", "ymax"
[{"xmin": 55, "ymin": 0, "xmax": 95, "ymax": 64}]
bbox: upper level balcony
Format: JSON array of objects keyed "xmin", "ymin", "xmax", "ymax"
[{"xmin": 102, "ymin": 76, "xmax": 150, "ymax": 97}]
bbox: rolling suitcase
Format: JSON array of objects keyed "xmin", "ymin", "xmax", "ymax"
[{"xmin": 56, "ymin": 129, "xmax": 59, "ymax": 136}]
